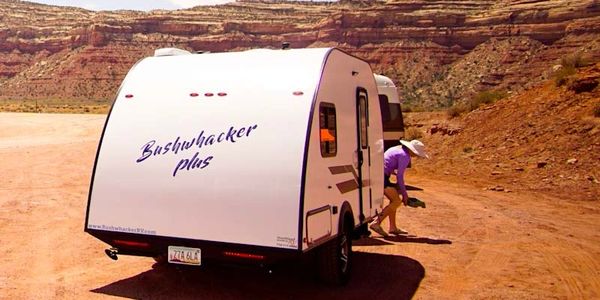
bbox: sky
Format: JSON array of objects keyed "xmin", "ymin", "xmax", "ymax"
[{"xmin": 28, "ymin": 0, "xmax": 234, "ymax": 11}]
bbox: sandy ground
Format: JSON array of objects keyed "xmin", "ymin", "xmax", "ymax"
[{"xmin": 0, "ymin": 112, "xmax": 599, "ymax": 299}]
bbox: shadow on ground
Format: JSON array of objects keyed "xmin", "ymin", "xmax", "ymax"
[
  {"xmin": 354, "ymin": 235, "xmax": 452, "ymax": 246},
  {"xmin": 92, "ymin": 252, "xmax": 424, "ymax": 299},
  {"xmin": 384, "ymin": 235, "xmax": 452, "ymax": 245},
  {"xmin": 406, "ymin": 185, "xmax": 424, "ymax": 191}
]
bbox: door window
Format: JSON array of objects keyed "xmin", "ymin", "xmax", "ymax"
[{"xmin": 358, "ymin": 93, "xmax": 368, "ymax": 149}]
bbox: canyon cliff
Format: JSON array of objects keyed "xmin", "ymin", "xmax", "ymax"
[{"xmin": 0, "ymin": 0, "xmax": 599, "ymax": 108}]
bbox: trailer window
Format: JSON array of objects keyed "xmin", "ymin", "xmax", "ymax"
[
  {"xmin": 319, "ymin": 103, "xmax": 337, "ymax": 157},
  {"xmin": 379, "ymin": 95, "xmax": 391, "ymax": 123},
  {"xmin": 359, "ymin": 94, "xmax": 368, "ymax": 149}
]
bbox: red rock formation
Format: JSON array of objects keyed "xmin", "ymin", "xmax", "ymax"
[{"xmin": 0, "ymin": 0, "xmax": 599, "ymax": 108}]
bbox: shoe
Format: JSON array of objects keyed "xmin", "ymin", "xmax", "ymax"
[
  {"xmin": 389, "ymin": 228, "xmax": 408, "ymax": 235},
  {"xmin": 369, "ymin": 223, "xmax": 389, "ymax": 237},
  {"xmin": 407, "ymin": 198, "xmax": 426, "ymax": 208}
]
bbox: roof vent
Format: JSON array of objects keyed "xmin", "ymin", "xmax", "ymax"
[{"xmin": 154, "ymin": 48, "xmax": 192, "ymax": 57}]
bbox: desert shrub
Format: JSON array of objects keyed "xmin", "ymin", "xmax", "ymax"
[
  {"xmin": 561, "ymin": 53, "xmax": 589, "ymax": 69},
  {"xmin": 463, "ymin": 146, "xmax": 473, "ymax": 153},
  {"xmin": 473, "ymin": 90, "xmax": 507, "ymax": 106},
  {"xmin": 555, "ymin": 53, "xmax": 590, "ymax": 87},
  {"xmin": 402, "ymin": 103, "xmax": 428, "ymax": 112},
  {"xmin": 447, "ymin": 104, "xmax": 465, "ymax": 118},
  {"xmin": 594, "ymin": 102, "xmax": 600, "ymax": 118},
  {"xmin": 448, "ymin": 90, "xmax": 506, "ymax": 117},
  {"xmin": 405, "ymin": 127, "xmax": 423, "ymax": 140},
  {"xmin": 554, "ymin": 66, "xmax": 577, "ymax": 86}
]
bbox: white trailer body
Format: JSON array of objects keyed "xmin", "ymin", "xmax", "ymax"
[
  {"xmin": 86, "ymin": 47, "xmax": 384, "ymax": 282},
  {"xmin": 374, "ymin": 74, "xmax": 405, "ymax": 149}
]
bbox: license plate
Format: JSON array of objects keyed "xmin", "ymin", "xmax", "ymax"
[{"xmin": 168, "ymin": 246, "xmax": 201, "ymax": 266}]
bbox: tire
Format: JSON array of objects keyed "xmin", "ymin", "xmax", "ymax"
[
  {"xmin": 152, "ymin": 254, "xmax": 170, "ymax": 269},
  {"xmin": 317, "ymin": 215, "xmax": 353, "ymax": 285},
  {"xmin": 153, "ymin": 254, "xmax": 167, "ymax": 264}
]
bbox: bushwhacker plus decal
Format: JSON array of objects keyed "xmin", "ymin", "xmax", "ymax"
[{"xmin": 136, "ymin": 124, "xmax": 259, "ymax": 177}]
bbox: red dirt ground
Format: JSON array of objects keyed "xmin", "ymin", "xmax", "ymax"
[{"xmin": 0, "ymin": 112, "xmax": 599, "ymax": 299}]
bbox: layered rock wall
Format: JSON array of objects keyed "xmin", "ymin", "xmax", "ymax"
[{"xmin": 0, "ymin": 0, "xmax": 599, "ymax": 107}]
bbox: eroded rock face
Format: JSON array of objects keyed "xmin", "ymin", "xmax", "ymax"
[{"xmin": 0, "ymin": 0, "xmax": 599, "ymax": 106}]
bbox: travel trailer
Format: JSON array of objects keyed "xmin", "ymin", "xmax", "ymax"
[
  {"xmin": 375, "ymin": 74, "xmax": 405, "ymax": 150},
  {"xmin": 85, "ymin": 47, "xmax": 386, "ymax": 284}
]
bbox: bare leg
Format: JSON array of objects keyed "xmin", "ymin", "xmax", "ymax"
[{"xmin": 378, "ymin": 187, "xmax": 402, "ymax": 230}]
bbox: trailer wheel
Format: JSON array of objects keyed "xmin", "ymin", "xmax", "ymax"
[
  {"xmin": 317, "ymin": 215, "xmax": 353, "ymax": 285},
  {"xmin": 153, "ymin": 254, "xmax": 167, "ymax": 264},
  {"xmin": 152, "ymin": 254, "xmax": 169, "ymax": 269}
]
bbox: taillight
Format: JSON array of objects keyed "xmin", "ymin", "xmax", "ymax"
[
  {"xmin": 113, "ymin": 240, "xmax": 150, "ymax": 249},
  {"xmin": 223, "ymin": 251, "xmax": 265, "ymax": 260},
  {"xmin": 125, "ymin": 94, "xmax": 134, "ymax": 99},
  {"xmin": 293, "ymin": 91, "xmax": 304, "ymax": 96},
  {"xmin": 190, "ymin": 92, "xmax": 199, "ymax": 97}
]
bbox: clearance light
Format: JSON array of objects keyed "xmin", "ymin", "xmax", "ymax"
[
  {"xmin": 223, "ymin": 251, "xmax": 265, "ymax": 260},
  {"xmin": 205, "ymin": 93, "xmax": 214, "ymax": 97},
  {"xmin": 190, "ymin": 93, "xmax": 199, "ymax": 97},
  {"xmin": 217, "ymin": 92, "xmax": 227, "ymax": 97},
  {"xmin": 125, "ymin": 94, "xmax": 134, "ymax": 99},
  {"xmin": 293, "ymin": 91, "xmax": 304, "ymax": 96},
  {"xmin": 113, "ymin": 240, "xmax": 150, "ymax": 248}
]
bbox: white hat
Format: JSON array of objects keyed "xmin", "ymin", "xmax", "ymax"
[{"xmin": 400, "ymin": 139, "xmax": 430, "ymax": 159}]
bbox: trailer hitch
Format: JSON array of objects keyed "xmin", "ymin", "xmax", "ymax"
[{"xmin": 105, "ymin": 248, "xmax": 119, "ymax": 260}]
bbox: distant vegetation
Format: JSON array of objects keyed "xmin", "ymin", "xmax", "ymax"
[
  {"xmin": 405, "ymin": 127, "xmax": 423, "ymax": 140},
  {"xmin": 0, "ymin": 99, "xmax": 110, "ymax": 114},
  {"xmin": 447, "ymin": 90, "xmax": 508, "ymax": 118},
  {"xmin": 554, "ymin": 52, "xmax": 590, "ymax": 86}
]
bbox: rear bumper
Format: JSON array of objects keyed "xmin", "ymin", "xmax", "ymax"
[{"xmin": 86, "ymin": 229, "xmax": 301, "ymax": 265}]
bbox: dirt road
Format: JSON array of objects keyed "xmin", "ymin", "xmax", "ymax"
[{"xmin": 1, "ymin": 113, "xmax": 598, "ymax": 299}]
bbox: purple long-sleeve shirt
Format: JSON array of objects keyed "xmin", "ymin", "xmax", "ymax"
[{"xmin": 384, "ymin": 145, "xmax": 411, "ymax": 199}]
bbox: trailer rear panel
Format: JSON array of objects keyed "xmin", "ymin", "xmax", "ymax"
[{"xmin": 86, "ymin": 49, "xmax": 332, "ymax": 250}]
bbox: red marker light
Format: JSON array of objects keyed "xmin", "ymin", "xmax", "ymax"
[
  {"xmin": 205, "ymin": 93, "xmax": 214, "ymax": 97},
  {"xmin": 190, "ymin": 93, "xmax": 199, "ymax": 97},
  {"xmin": 293, "ymin": 91, "xmax": 304, "ymax": 96},
  {"xmin": 218, "ymin": 92, "xmax": 227, "ymax": 97},
  {"xmin": 125, "ymin": 94, "xmax": 134, "ymax": 99}
]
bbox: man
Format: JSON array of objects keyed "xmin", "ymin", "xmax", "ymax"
[{"xmin": 370, "ymin": 139, "xmax": 430, "ymax": 237}]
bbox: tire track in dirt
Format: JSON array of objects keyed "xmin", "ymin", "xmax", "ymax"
[
  {"xmin": 541, "ymin": 247, "xmax": 600, "ymax": 299},
  {"xmin": 404, "ymin": 176, "xmax": 600, "ymax": 299}
]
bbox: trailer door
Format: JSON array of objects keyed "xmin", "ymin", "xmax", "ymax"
[{"xmin": 355, "ymin": 88, "xmax": 371, "ymax": 220}]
